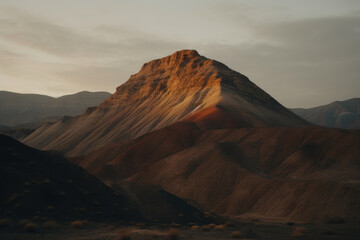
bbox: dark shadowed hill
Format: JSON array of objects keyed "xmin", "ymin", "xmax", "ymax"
[
  {"xmin": 0, "ymin": 91, "xmax": 110, "ymax": 127},
  {"xmin": 0, "ymin": 134, "xmax": 141, "ymax": 222},
  {"xmin": 292, "ymin": 98, "xmax": 360, "ymax": 129},
  {"xmin": 0, "ymin": 134, "xmax": 210, "ymax": 224},
  {"xmin": 23, "ymin": 50, "xmax": 309, "ymax": 156}
]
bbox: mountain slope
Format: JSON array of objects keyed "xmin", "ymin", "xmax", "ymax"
[
  {"xmin": 292, "ymin": 98, "xmax": 360, "ymax": 129},
  {"xmin": 74, "ymin": 124, "xmax": 360, "ymax": 223},
  {"xmin": 23, "ymin": 50, "xmax": 309, "ymax": 156},
  {"xmin": 0, "ymin": 91, "xmax": 110, "ymax": 127}
]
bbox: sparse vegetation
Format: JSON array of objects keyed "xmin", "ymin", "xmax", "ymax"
[
  {"xmin": 166, "ymin": 228, "xmax": 180, "ymax": 240},
  {"xmin": 0, "ymin": 218, "xmax": 11, "ymax": 228},
  {"xmin": 43, "ymin": 178, "xmax": 51, "ymax": 184},
  {"xmin": 201, "ymin": 225, "xmax": 210, "ymax": 231},
  {"xmin": 147, "ymin": 230, "xmax": 162, "ymax": 238},
  {"xmin": 292, "ymin": 227, "xmax": 306, "ymax": 237},
  {"xmin": 171, "ymin": 222, "xmax": 181, "ymax": 228},
  {"xmin": 18, "ymin": 219, "xmax": 30, "ymax": 227},
  {"xmin": 225, "ymin": 221, "xmax": 236, "ymax": 227},
  {"xmin": 323, "ymin": 229, "xmax": 337, "ymax": 235},
  {"xmin": 191, "ymin": 225, "xmax": 200, "ymax": 230},
  {"xmin": 43, "ymin": 220, "xmax": 59, "ymax": 229},
  {"xmin": 242, "ymin": 228, "xmax": 257, "ymax": 238},
  {"xmin": 208, "ymin": 223, "xmax": 216, "ymax": 229},
  {"xmin": 230, "ymin": 228, "xmax": 257, "ymax": 238},
  {"xmin": 326, "ymin": 216, "xmax": 346, "ymax": 224},
  {"xmin": 6, "ymin": 193, "xmax": 22, "ymax": 204},
  {"xmin": 78, "ymin": 207, "xmax": 87, "ymax": 213},
  {"xmin": 214, "ymin": 224, "xmax": 226, "ymax": 230},
  {"xmin": 135, "ymin": 222, "xmax": 146, "ymax": 228},
  {"xmin": 71, "ymin": 220, "xmax": 86, "ymax": 229},
  {"xmin": 230, "ymin": 231, "xmax": 242, "ymax": 238},
  {"xmin": 117, "ymin": 228, "xmax": 132, "ymax": 240},
  {"xmin": 24, "ymin": 222, "xmax": 38, "ymax": 232}
]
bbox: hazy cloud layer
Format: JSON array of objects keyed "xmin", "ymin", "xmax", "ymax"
[{"xmin": 0, "ymin": 3, "xmax": 359, "ymax": 107}]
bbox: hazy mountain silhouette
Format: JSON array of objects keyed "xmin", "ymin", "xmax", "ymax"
[
  {"xmin": 0, "ymin": 91, "xmax": 110, "ymax": 127},
  {"xmin": 292, "ymin": 98, "xmax": 360, "ymax": 129}
]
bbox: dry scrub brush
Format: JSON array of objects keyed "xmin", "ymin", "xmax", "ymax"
[
  {"xmin": 24, "ymin": 222, "xmax": 38, "ymax": 232},
  {"xmin": 292, "ymin": 227, "xmax": 306, "ymax": 237},
  {"xmin": 117, "ymin": 228, "xmax": 132, "ymax": 240},
  {"xmin": 166, "ymin": 228, "xmax": 180, "ymax": 240}
]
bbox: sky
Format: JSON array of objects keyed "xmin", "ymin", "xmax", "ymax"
[{"xmin": 0, "ymin": 0, "xmax": 359, "ymax": 108}]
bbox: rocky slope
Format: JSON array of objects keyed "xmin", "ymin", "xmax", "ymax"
[
  {"xmin": 74, "ymin": 123, "xmax": 360, "ymax": 223},
  {"xmin": 23, "ymin": 50, "xmax": 308, "ymax": 156}
]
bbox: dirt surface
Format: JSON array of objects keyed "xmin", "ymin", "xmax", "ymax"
[{"xmin": 1, "ymin": 219, "xmax": 359, "ymax": 240}]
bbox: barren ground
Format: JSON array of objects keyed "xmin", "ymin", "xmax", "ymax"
[{"xmin": 1, "ymin": 219, "xmax": 359, "ymax": 240}]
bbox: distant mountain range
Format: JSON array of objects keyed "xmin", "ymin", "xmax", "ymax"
[
  {"xmin": 0, "ymin": 91, "xmax": 111, "ymax": 127},
  {"xmin": 291, "ymin": 98, "xmax": 360, "ymax": 129}
]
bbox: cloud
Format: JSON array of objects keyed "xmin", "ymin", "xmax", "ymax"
[
  {"xmin": 0, "ymin": 8, "xmax": 183, "ymax": 60},
  {"xmin": 202, "ymin": 15, "xmax": 360, "ymax": 107},
  {"xmin": 0, "ymin": 8, "xmax": 183, "ymax": 95}
]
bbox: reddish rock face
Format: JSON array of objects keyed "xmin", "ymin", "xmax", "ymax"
[{"xmin": 23, "ymin": 49, "xmax": 307, "ymax": 156}]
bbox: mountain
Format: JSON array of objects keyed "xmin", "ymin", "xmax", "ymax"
[
  {"xmin": 0, "ymin": 134, "xmax": 209, "ymax": 224},
  {"xmin": 74, "ymin": 123, "xmax": 360, "ymax": 223},
  {"xmin": 23, "ymin": 50, "xmax": 309, "ymax": 156},
  {"xmin": 20, "ymin": 50, "xmax": 360, "ymax": 223},
  {"xmin": 291, "ymin": 98, "xmax": 360, "ymax": 129},
  {"xmin": 0, "ymin": 91, "xmax": 111, "ymax": 127}
]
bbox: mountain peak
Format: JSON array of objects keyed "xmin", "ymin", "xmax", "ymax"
[
  {"xmin": 140, "ymin": 49, "xmax": 202, "ymax": 72},
  {"xmin": 24, "ymin": 50, "xmax": 308, "ymax": 156},
  {"xmin": 172, "ymin": 49, "xmax": 200, "ymax": 58}
]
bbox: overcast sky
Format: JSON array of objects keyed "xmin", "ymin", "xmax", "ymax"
[{"xmin": 0, "ymin": 0, "xmax": 359, "ymax": 108}]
